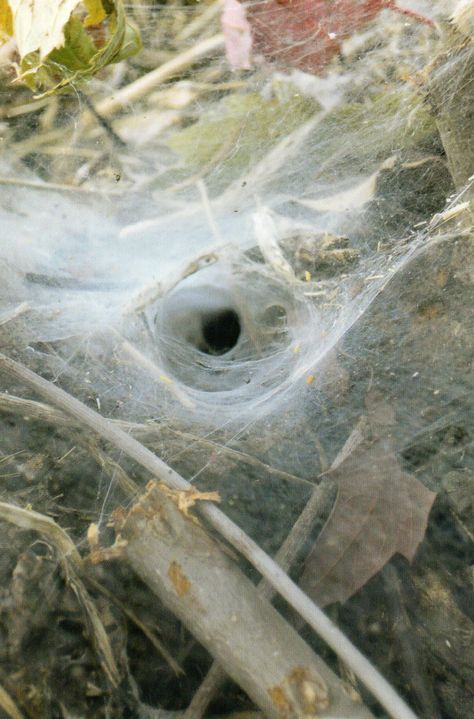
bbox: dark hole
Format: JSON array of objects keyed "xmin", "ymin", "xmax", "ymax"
[{"xmin": 201, "ymin": 309, "xmax": 241, "ymax": 355}]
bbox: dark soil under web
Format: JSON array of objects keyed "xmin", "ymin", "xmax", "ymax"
[
  {"xmin": 0, "ymin": 223, "xmax": 472, "ymax": 719},
  {"xmin": 0, "ymin": 2, "xmax": 473, "ymax": 719}
]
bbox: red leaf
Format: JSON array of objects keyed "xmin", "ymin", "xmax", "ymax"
[
  {"xmin": 299, "ymin": 395, "xmax": 436, "ymax": 607},
  {"xmin": 246, "ymin": 0, "xmax": 433, "ymax": 74}
]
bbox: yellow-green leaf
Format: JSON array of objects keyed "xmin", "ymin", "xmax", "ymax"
[
  {"xmin": 83, "ymin": 0, "xmax": 106, "ymax": 27},
  {"xmin": 16, "ymin": 0, "xmax": 141, "ymax": 95},
  {"xmin": 169, "ymin": 90, "xmax": 319, "ymax": 190},
  {"xmin": 2, "ymin": 0, "xmax": 141, "ymax": 95},
  {"xmin": 49, "ymin": 15, "xmax": 97, "ymax": 69},
  {"xmin": 0, "ymin": 0, "xmax": 13, "ymax": 38},
  {"xmin": 113, "ymin": 18, "xmax": 141, "ymax": 62}
]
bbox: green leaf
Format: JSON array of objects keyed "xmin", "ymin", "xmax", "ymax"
[
  {"xmin": 169, "ymin": 89, "xmax": 320, "ymax": 190},
  {"xmin": 49, "ymin": 15, "xmax": 97, "ymax": 71},
  {"xmin": 5, "ymin": 0, "xmax": 141, "ymax": 95},
  {"xmin": 83, "ymin": 0, "xmax": 106, "ymax": 26}
]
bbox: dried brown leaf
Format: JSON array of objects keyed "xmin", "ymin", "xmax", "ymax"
[{"xmin": 300, "ymin": 396, "xmax": 436, "ymax": 607}]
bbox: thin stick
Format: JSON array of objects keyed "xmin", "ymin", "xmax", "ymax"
[
  {"xmin": 0, "ymin": 352, "xmax": 419, "ymax": 719},
  {"xmin": 0, "ymin": 393, "xmax": 314, "ymax": 488},
  {"xmin": 183, "ymin": 477, "xmax": 336, "ymax": 719},
  {"xmin": 94, "ymin": 34, "xmax": 225, "ymax": 119},
  {"xmin": 79, "ymin": 91, "xmax": 127, "ymax": 147},
  {"xmin": 0, "ymin": 97, "xmax": 49, "ymax": 119},
  {"xmin": 0, "ymin": 683, "xmax": 25, "ymax": 719},
  {"xmin": 196, "ymin": 179, "xmax": 222, "ymax": 244},
  {"xmin": 0, "ymin": 177, "xmax": 124, "ymax": 195},
  {"xmin": 175, "ymin": 0, "xmax": 221, "ymax": 44},
  {"xmin": 0, "ymin": 302, "xmax": 29, "ymax": 326},
  {"xmin": 116, "ymin": 334, "xmax": 195, "ymax": 409}
]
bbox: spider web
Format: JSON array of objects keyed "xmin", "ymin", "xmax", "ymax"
[{"xmin": 0, "ymin": 2, "xmax": 472, "ymax": 714}]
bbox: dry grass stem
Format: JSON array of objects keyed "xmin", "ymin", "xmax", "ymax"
[
  {"xmin": 0, "ymin": 683, "xmax": 25, "ymax": 719},
  {"xmin": 0, "ymin": 501, "xmax": 120, "ymax": 686},
  {"xmin": 175, "ymin": 1, "xmax": 221, "ymax": 44},
  {"xmin": 86, "ymin": 576, "xmax": 183, "ymax": 676}
]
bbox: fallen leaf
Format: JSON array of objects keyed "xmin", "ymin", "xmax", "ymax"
[
  {"xmin": 300, "ymin": 394, "xmax": 436, "ymax": 606},
  {"xmin": 246, "ymin": 0, "xmax": 433, "ymax": 74}
]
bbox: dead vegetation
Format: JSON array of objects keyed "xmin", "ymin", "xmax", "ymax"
[{"xmin": 0, "ymin": 2, "xmax": 473, "ymax": 719}]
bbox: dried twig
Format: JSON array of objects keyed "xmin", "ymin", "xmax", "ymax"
[
  {"xmin": 0, "ymin": 176, "xmax": 124, "ymax": 194},
  {"xmin": 0, "ymin": 303, "xmax": 29, "ymax": 326},
  {"xmin": 0, "ymin": 352, "xmax": 420, "ymax": 719},
  {"xmin": 79, "ymin": 91, "xmax": 127, "ymax": 147},
  {"xmin": 175, "ymin": 1, "xmax": 221, "ymax": 44},
  {"xmin": 115, "ymin": 334, "xmax": 195, "ymax": 409},
  {"xmin": 183, "ymin": 477, "xmax": 336, "ymax": 719},
  {"xmin": 117, "ymin": 481, "xmax": 358, "ymax": 719},
  {"xmin": 92, "ymin": 34, "xmax": 225, "ymax": 120},
  {"xmin": 0, "ymin": 393, "xmax": 314, "ymax": 489}
]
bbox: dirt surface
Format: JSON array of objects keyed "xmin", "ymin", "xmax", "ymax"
[{"xmin": 0, "ymin": 2, "xmax": 472, "ymax": 719}]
